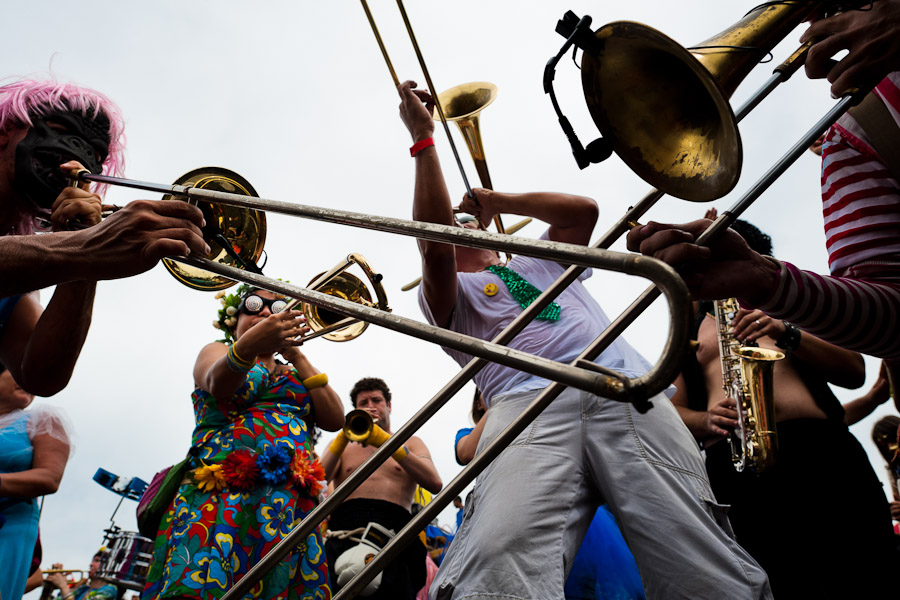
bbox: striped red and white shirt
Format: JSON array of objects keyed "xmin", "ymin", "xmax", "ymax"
[
  {"xmin": 822, "ymin": 73, "xmax": 900, "ymax": 275},
  {"xmin": 753, "ymin": 73, "xmax": 900, "ymax": 359}
]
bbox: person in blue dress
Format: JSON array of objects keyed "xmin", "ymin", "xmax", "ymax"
[{"xmin": 0, "ymin": 362, "xmax": 72, "ymax": 600}]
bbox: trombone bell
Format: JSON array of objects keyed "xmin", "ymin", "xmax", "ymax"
[
  {"xmin": 434, "ymin": 82, "xmax": 498, "ymax": 190},
  {"xmin": 300, "ymin": 253, "xmax": 390, "ymax": 343},
  {"xmin": 303, "ymin": 272, "xmax": 373, "ymax": 342},
  {"xmin": 580, "ymin": 3, "xmax": 817, "ymax": 201},
  {"xmin": 582, "ymin": 22, "xmax": 740, "ymax": 202},
  {"xmin": 162, "ymin": 167, "xmax": 266, "ymax": 291}
]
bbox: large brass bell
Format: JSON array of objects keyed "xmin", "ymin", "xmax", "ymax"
[{"xmin": 162, "ymin": 167, "xmax": 266, "ymax": 291}]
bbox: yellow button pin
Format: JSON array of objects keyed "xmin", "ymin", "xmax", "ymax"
[{"xmin": 484, "ymin": 283, "xmax": 499, "ymax": 296}]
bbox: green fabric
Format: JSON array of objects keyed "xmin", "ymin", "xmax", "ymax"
[{"xmin": 485, "ymin": 265, "xmax": 561, "ymax": 321}]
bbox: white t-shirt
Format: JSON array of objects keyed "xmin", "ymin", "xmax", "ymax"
[{"xmin": 418, "ymin": 243, "xmax": 658, "ymax": 406}]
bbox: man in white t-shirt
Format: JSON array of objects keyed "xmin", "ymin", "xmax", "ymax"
[{"xmin": 397, "ymin": 80, "xmax": 771, "ymax": 600}]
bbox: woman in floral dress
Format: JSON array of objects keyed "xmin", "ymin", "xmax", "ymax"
[{"xmin": 144, "ymin": 286, "xmax": 344, "ymax": 600}]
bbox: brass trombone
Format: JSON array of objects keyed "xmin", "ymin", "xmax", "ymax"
[
  {"xmin": 71, "ymin": 167, "xmax": 691, "ymax": 405},
  {"xmin": 360, "ymin": 0, "xmax": 507, "ymax": 236}
]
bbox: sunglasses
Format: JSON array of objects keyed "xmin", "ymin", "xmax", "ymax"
[{"xmin": 239, "ymin": 294, "xmax": 288, "ymax": 315}]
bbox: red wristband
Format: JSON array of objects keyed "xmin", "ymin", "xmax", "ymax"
[{"xmin": 410, "ymin": 137, "xmax": 435, "ymax": 157}]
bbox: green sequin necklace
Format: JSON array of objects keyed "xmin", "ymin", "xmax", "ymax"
[{"xmin": 485, "ymin": 265, "xmax": 561, "ymax": 321}]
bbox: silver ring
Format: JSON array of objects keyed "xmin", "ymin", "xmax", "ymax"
[{"xmin": 755, "ymin": 319, "xmax": 761, "ymax": 326}]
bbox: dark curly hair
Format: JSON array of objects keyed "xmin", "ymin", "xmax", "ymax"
[
  {"xmin": 350, "ymin": 377, "xmax": 392, "ymax": 407},
  {"xmin": 730, "ymin": 219, "xmax": 774, "ymax": 257}
]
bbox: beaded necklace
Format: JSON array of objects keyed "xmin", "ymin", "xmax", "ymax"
[{"xmin": 485, "ymin": 265, "xmax": 561, "ymax": 321}]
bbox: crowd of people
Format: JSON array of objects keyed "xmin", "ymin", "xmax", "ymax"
[{"xmin": 2, "ymin": 2, "xmax": 900, "ymax": 600}]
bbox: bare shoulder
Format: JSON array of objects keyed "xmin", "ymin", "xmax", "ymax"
[{"xmin": 405, "ymin": 435, "xmax": 432, "ymax": 456}]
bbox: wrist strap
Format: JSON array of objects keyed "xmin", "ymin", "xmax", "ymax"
[
  {"xmin": 410, "ymin": 137, "xmax": 435, "ymax": 157},
  {"xmin": 392, "ymin": 445, "xmax": 409, "ymax": 462},
  {"xmin": 329, "ymin": 432, "xmax": 348, "ymax": 456},
  {"xmin": 775, "ymin": 321, "xmax": 802, "ymax": 356}
]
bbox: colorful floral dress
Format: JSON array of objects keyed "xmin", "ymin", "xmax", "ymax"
[{"xmin": 144, "ymin": 362, "xmax": 331, "ymax": 600}]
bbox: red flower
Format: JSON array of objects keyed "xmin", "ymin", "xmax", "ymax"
[
  {"xmin": 221, "ymin": 449, "xmax": 260, "ymax": 490},
  {"xmin": 291, "ymin": 448, "xmax": 326, "ymax": 496}
]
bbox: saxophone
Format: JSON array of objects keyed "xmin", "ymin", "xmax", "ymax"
[{"xmin": 714, "ymin": 298, "xmax": 784, "ymax": 473}]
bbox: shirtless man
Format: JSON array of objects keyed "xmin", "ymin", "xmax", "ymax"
[
  {"xmin": 674, "ymin": 219, "xmax": 896, "ymax": 599},
  {"xmin": 321, "ymin": 377, "xmax": 442, "ymax": 600}
]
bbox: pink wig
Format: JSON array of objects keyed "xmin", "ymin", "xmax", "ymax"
[{"xmin": 0, "ymin": 78, "xmax": 126, "ymax": 233}]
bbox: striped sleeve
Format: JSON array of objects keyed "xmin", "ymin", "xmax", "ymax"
[{"xmin": 751, "ymin": 260, "xmax": 900, "ymax": 359}]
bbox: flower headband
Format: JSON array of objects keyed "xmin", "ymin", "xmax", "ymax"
[{"xmin": 212, "ymin": 284, "xmax": 289, "ymax": 343}]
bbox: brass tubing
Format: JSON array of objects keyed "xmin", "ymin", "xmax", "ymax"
[
  {"xmin": 360, "ymin": 0, "xmax": 400, "ymax": 87},
  {"xmin": 394, "ymin": 0, "xmax": 474, "ymax": 197},
  {"xmin": 176, "ymin": 251, "xmax": 689, "ymax": 402}
]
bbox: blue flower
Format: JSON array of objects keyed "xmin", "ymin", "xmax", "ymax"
[
  {"xmin": 256, "ymin": 491, "xmax": 295, "ymax": 541},
  {"xmin": 255, "ymin": 445, "xmax": 293, "ymax": 486}
]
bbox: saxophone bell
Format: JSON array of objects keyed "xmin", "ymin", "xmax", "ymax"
[{"xmin": 731, "ymin": 346, "xmax": 783, "ymax": 473}]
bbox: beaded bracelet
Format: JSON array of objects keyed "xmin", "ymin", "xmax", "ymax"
[
  {"xmin": 303, "ymin": 373, "xmax": 329, "ymax": 389},
  {"xmin": 226, "ymin": 344, "xmax": 255, "ymax": 373}
]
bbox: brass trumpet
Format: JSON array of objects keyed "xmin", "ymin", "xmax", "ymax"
[
  {"xmin": 42, "ymin": 569, "xmax": 86, "ymax": 578},
  {"xmin": 343, "ymin": 409, "xmax": 376, "ymax": 443}
]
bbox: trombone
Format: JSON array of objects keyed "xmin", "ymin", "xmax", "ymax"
[
  {"xmin": 71, "ymin": 167, "xmax": 690, "ymax": 404},
  {"xmin": 360, "ymin": 0, "xmax": 507, "ymax": 237}
]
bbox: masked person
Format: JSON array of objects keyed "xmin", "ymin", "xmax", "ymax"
[{"xmin": 0, "ymin": 78, "xmax": 207, "ymax": 396}]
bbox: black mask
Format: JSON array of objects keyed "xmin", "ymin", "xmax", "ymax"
[{"xmin": 13, "ymin": 109, "xmax": 110, "ymax": 209}]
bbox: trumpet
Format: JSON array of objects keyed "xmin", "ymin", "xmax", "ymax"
[
  {"xmin": 42, "ymin": 569, "xmax": 86, "ymax": 578},
  {"xmin": 343, "ymin": 409, "xmax": 376, "ymax": 443}
]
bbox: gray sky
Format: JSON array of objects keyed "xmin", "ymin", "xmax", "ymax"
[{"xmin": 6, "ymin": 0, "xmax": 896, "ymax": 587}]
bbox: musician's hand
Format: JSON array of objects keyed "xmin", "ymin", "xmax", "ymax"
[
  {"xmin": 238, "ymin": 310, "xmax": 307, "ymax": 357},
  {"xmin": 49, "ymin": 161, "xmax": 102, "ymax": 231},
  {"xmin": 705, "ymin": 397, "xmax": 738, "ymax": 440},
  {"xmin": 398, "ymin": 80, "xmax": 435, "ymax": 143},
  {"xmin": 76, "ymin": 199, "xmax": 208, "ymax": 280},
  {"xmin": 862, "ymin": 362, "xmax": 893, "ymax": 407},
  {"xmin": 278, "ymin": 331, "xmax": 312, "ymax": 364},
  {"xmin": 890, "ymin": 500, "xmax": 900, "ymax": 520},
  {"xmin": 801, "ymin": 1, "xmax": 900, "ymax": 97},
  {"xmin": 732, "ymin": 309, "xmax": 785, "ymax": 344},
  {"xmin": 458, "ymin": 188, "xmax": 496, "ymax": 228},
  {"xmin": 45, "ymin": 571, "xmax": 68, "ymax": 590},
  {"xmin": 626, "ymin": 220, "xmax": 780, "ymax": 306}
]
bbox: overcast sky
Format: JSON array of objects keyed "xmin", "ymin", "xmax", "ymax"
[{"xmin": 6, "ymin": 0, "xmax": 896, "ymax": 589}]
